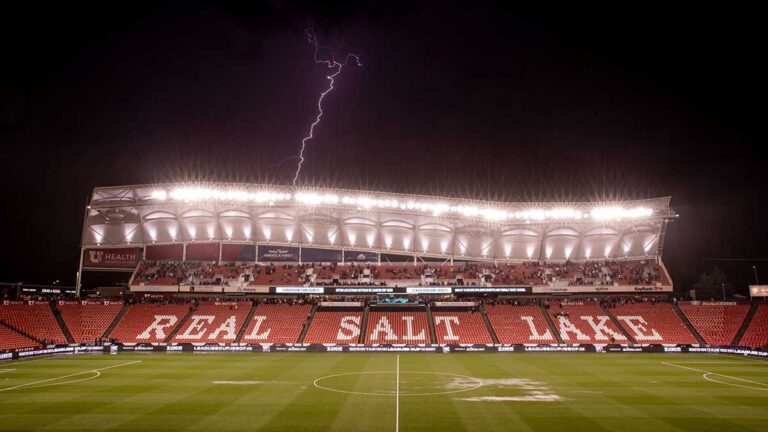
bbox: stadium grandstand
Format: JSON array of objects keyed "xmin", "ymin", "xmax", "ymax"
[{"xmin": 2, "ymin": 183, "xmax": 767, "ymax": 356}]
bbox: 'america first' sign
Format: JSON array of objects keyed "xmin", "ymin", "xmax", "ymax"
[{"xmin": 83, "ymin": 247, "xmax": 142, "ymax": 268}]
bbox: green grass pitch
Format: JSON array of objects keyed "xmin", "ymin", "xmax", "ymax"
[{"xmin": 1, "ymin": 353, "xmax": 767, "ymax": 431}]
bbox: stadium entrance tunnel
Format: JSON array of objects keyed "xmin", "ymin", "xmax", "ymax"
[{"xmin": 313, "ymin": 371, "xmax": 483, "ymax": 396}]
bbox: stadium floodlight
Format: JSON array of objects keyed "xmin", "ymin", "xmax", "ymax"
[{"xmin": 148, "ymin": 185, "xmax": 657, "ymax": 223}]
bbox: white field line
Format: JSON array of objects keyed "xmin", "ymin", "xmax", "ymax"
[
  {"xmin": 395, "ymin": 354, "xmax": 400, "ymax": 432},
  {"xmin": 0, "ymin": 360, "xmax": 141, "ymax": 393},
  {"xmin": 664, "ymin": 361, "xmax": 762, "ymax": 364},
  {"xmin": 0, "ymin": 369, "xmax": 15, "ymax": 374},
  {"xmin": 662, "ymin": 362, "xmax": 768, "ymax": 391}
]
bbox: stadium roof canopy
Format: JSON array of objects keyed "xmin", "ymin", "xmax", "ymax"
[{"xmin": 83, "ymin": 183, "xmax": 675, "ymax": 262}]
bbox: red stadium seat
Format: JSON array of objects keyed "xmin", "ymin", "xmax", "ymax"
[
  {"xmin": 304, "ymin": 310, "xmax": 364, "ymax": 344},
  {"xmin": 432, "ymin": 311, "xmax": 493, "ymax": 344},
  {"xmin": 739, "ymin": 304, "xmax": 768, "ymax": 349},
  {"xmin": 679, "ymin": 302, "xmax": 750, "ymax": 346},
  {"xmin": 172, "ymin": 302, "xmax": 251, "ymax": 343},
  {"xmin": 547, "ymin": 301, "xmax": 627, "ymax": 344},
  {"xmin": 0, "ymin": 302, "xmax": 66, "ymax": 344},
  {"xmin": 108, "ymin": 303, "xmax": 191, "ymax": 343},
  {"xmin": 486, "ymin": 305, "xmax": 556, "ymax": 344},
  {"xmin": 0, "ymin": 326, "xmax": 39, "ymax": 351},
  {"xmin": 58, "ymin": 302, "xmax": 123, "ymax": 343},
  {"xmin": 364, "ymin": 310, "xmax": 431, "ymax": 343},
  {"xmin": 610, "ymin": 302, "xmax": 696, "ymax": 344},
  {"xmin": 240, "ymin": 303, "xmax": 312, "ymax": 343}
]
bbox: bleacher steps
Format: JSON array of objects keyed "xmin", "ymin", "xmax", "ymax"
[
  {"xmin": 602, "ymin": 305, "xmax": 636, "ymax": 344},
  {"xmin": 164, "ymin": 304, "xmax": 197, "ymax": 343},
  {"xmin": 479, "ymin": 304, "xmax": 500, "ymax": 344},
  {"xmin": 541, "ymin": 305, "xmax": 565, "ymax": 344},
  {"xmin": 357, "ymin": 306, "xmax": 369, "ymax": 344},
  {"xmin": 0, "ymin": 320, "xmax": 43, "ymax": 344},
  {"xmin": 234, "ymin": 302, "xmax": 258, "ymax": 343},
  {"xmin": 297, "ymin": 304, "xmax": 318, "ymax": 344},
  {"xmin": 102, "ymin": 303, "xmax": 130, "ymax": 340},
  {"xmin": 426, "ymin": 306, "xmax": 438, "ymax": 344},
  {"xmin": 733, "ymin": 302, "xmax": 759, "ymax": 345},
  {"xmin": 673, "ymin": 303, "xmax": 706, "ymax": 345},
  {"xmin": 50, "ymin": 302, "xmax": 75, "ymax": 344}
]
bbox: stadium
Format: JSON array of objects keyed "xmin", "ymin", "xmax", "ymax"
[
  {"xmin": 3, "ymin": 3, "xmax": 768, "ymax": 431},
  {"xmin": 2, "ymin": 183, "xmax": 767, "ymax": 431}
]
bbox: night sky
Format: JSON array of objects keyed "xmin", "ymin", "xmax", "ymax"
[{"xmin": 2, "ymin": 2, "xmax": 765, "ymax": 292}]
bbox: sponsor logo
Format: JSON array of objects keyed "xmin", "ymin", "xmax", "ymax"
[{"xmin": 275, "ymin": 287, "xmax": 325, "ymax": 294}]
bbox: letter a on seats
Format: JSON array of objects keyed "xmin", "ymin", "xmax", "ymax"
[
  {"xmin": 580, "ymin": 316, "xmax": 626, "ymax": 341},
  {"xmin": 370, "ymin": 316, "xmax": 398, "ymax": 341},
  {"xmin": 209, "ymin": 316, "xmax": 238, "ymax": 340},
  {"xmin": 556, "ymin": 316, "xmax": 590, "ymax": 341}
]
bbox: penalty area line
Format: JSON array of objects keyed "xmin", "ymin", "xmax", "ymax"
[
  {"xmin": 662, "ymin": 362, "xmax": 768, "ymax": 391},
  {"xmin": 395, "ymin": 354, "xmax": 400, "ymax": 432},
  {"xmin": 0, "ymin": 360, "xmax": 141, "ymax": 393}
]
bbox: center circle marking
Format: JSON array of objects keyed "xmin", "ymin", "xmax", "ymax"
[{"xmin": 313, "ymin": 371, "xmax": 483, "ymax": 396}]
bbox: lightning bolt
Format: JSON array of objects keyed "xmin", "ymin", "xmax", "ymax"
[{"xmin": 293, "ymin": 28, "xmax": 361, "ymax": 186}]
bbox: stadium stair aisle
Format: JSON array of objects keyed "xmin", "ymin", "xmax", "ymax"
[
  {"xmin": 172, "ymin": 302, "xmax": 252, "ymax": 343},
  {"xmin": 303, "ymin": 309, "xmax": 364, "ymax": 344},
  {"xmin": 426, "ymin": 306, "xmax": 438, "ymax": 343},
  {"xmin": 432, "ymin": 310, "xmax": 493, "ymax": 344},
  {"xmin": 609, "ymin": 302, "xmax": 696, "ymax": 344},
  {"xmin": 739, "ymin": 304, "xmax": 768, "ymax": 349},
  {"xmin": 548, "ymin": 301, "xmax": 629, "ymax": 344},
  {"xmin": 297, "ymin": 305, "xmax": 318, "ymax": 344},
  {"xmin": 601, "ymin": 304, "xmax": 636, "ymax": 344},
  {"xmin": 234, "ymin": 302, "xmax": 258, "ymax": 343},
  {"xmin": 733, "ymin": 302, "xmax": 759, "ymax": 345},
  {"xmin": 108, "ymin": 304, "xmax": 191, "ymax": 343},
  {"xmin": 0, "ymin": 303, "xmax": 66, "ymax": 344},
  {"xmin": 0, "ymin": 323, "xmax": 39, "ymax": 351},
  {"xmin": 50, "ymin": 303, "xmax": 75, "ymax": 344},
  {"xmin": 672, "ymin": 303, "xmax": 707, "ymax": 345},
  {"xmin": 240, "ymin": 304, "xmax": 313, "ymax": 344},
  {"xmin": 164, "ymin": 306, "xmax": 198, "ymax": 343},
  {"xmin": 679, "ymin": 303, "xmax": 750, "ymax": 346},
  {"xmin": 357, "ymin": 306, "xmax": 369, "ymax": 344},
  {"xmin": 58, "ymin": 302, "xmax": 123, "ymax": 344},
  {"xmin": 541, "ymin": 305, "xmax": 564, "ymax": 344},
  {"xmin": 486, "ymin": 305, "xmax": 556, "ymax": 344},
  {"xmin": 479, "ymin": 305, "xmax": 500, "ymax": 344},
  {"xmin": 101, "ymin": 303, "xmax": 130, "ymax": 340}
]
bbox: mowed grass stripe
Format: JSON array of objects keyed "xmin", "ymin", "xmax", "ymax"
[{"xmin": 0, "ymin": 353, "xmax": 767, "ymax": 431}]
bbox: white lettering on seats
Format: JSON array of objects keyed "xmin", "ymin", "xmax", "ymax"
[
  {"xmin": 580, "ymin": 316, "xmax": 626, "ymax": 341},
  {"xmin": 243, "ymin": 316, "xmax": 271, "ymax": 340},
  {"xmin": 176, "ymin": 315, "xmax": 215, "ymax": 340},
  {"xmin": 137, "ymin": 315, "xmax": 178, "ymax": 340},
  {"xmin": 209, "ymin": 316, "xmax": 238, "ymax": 340},
  {"xmin": 337, "ymin": 316, "xmax": 361, "ymax": 340},
  {"xmin": 402, "ymin": 316, "xmax": 426, "ymax": 341},
  {"xmin": 616, "ymin": 315, "xmax": 662, "ymax": 340},
  {"xmin": 435, "ymin": 316, "xmax": 460, "ymax": 341},
  {"xmin": 520, "ymin": 315, "xmax": 552, "ymax": 340},
  {"xmin": 370, "ymin": 316, "xmax": 398, "ymax": 341},
  {"xmin": 556, "ymin": 316, "xmax": 590, "ymax": 341}
]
